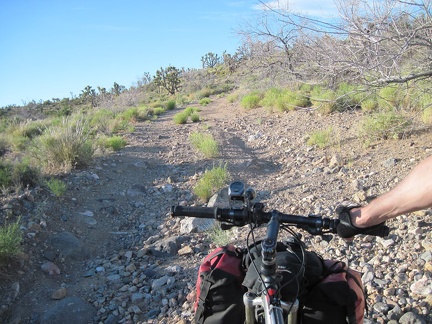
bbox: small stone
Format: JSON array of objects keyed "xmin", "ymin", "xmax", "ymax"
[
  {"xmin": 178, "ymin": 246, "xmax": 193, "ymax": 255},
  {"xmin": 41, "ymin": 262, "xmax": 61, "ymax": 275},
  {"xmin": 51, "ymin": 287, "xmax": 67, "ymax": 300}
]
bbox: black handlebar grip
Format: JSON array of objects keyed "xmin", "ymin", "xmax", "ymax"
[
  {"xmin": 361, "ymin": 225, "xmax": 390, "ymax": 237},
  {"xmin": 170, "ymin": 206, "xmax": 216, "ymax": 219},
  {"xmin": 337, "ymin": 206, "xmax": 390, "ymax": 238}
]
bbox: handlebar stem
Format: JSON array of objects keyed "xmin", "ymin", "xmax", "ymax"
[{"xmin": 260, "ymin": 211, "xmax": 280, "ymax": 290}]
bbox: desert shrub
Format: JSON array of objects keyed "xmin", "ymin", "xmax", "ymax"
[
  {"xmin": 241, "ymin": 92, "xmax": 262, "ymax": 109},
  {"xmin": 307, "ymin": 128, "xmax": 334, "ymax": 148},
  {"xmin": 11, "ymin": 158, "xmax": 39, "ymax": 188},
  {"xmin": 0, "ymin": 137, "xmax": 8, "ymax": 157},
  {"xmin": 193, "ymin": 165, "xmax": 229, "ymax": 202},
  {"xmin": 0, "ymin": 160, "xmax": 12, "ymax": 188},
  {"xmin": 195, "ymin": 88, "xmax": 213, "ymax": 100},
  {"xmin": 0, "ymin": 158, "xmax": 39, "ymax": 190},
  {"xmin": 208, "ymin": 223, "xmax": 235, "ymax": 246},
  {"xmin": 89, "ymin": 109, "xmax": 115, "ymax": 134},
  {"xmin": 361, "ymin": 98, "xmax": 379, "ymax": 112},
  {"xmin": 358, "ymin": 111, "xmax": 411, "ymax": 142},
  {"xmin": 310, "ymin": 88, "xmax": 338, "ymax": 114},
  {"xmin": 227, "ymin": 93, "xmax": 240, "ymax": 103},
  {"xmin": 335, "ymin": 83, "xmax": 364, "ymax": 109},
  {"xmin": 103, "ymin": 135, "xmax": 127, "ymax": 151},
  {"xmin": 0, "ymin": 219, "xmax": 22, "ymax": 263},
  {"xmin": 191, "ymin": 113, "xmax": 200, "ymax": 123},
  {"xmin": 173, "ymin": 112, "xmax": 189, "ymax": 124},
  {"xmin": 175, "ymin": 95, "xmax": 188, "ymax": 106},
  {"xmin": 136, "ymin": 106, "xmax": 153, "ymax": 121},
  {"xmin": 261, "ymin": 88, "xmax": 310, "ymax": 112},
  {"xmin": 111, "ymin": 118, "xmax": 134, "ymax": 133},
  {"xmin": 118, "ymin": 107, "xmax": 139, "ymax": 121},
  {"xmin": 189, "ymin": 132, "xmax": 219, "ymax": 158},
  {"xmin": 5, "ymin": 119, "xmax": 47, "ymax": 151},
  {"xmin": 421, "ymin": 106, "xmax": 432, "ymax": 124},
  {"xmin": 378, "ymin": 86, "xmax": 400, "ymax": 110},
  {"xmin": 45, "ymin": 178, "xmax": 67, "ymax": 197},
  {"xmin": 165, "ymin": 100, "xmax": 176, "ymax": 110},
  {"xmin": 199, "ymin": 98, "xmax": 211, "ymax": 106},
  {"xmin": 31, "ymin": 117, "xmax": 94, "ymax": 174},
  {"xmin": 184, "ymin": 107, "xmax": 199, "ymax": 116},
  {"xmin": 153, "ymin": 107, "xmax": 166, "ymax": 116}
]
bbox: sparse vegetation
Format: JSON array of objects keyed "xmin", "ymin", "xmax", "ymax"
[
  {"xmin": 189, "ymin": 132, "xmax": 219, "ymax": 158},
  {"xmin": 358, "ymin": 111, "xmax": 411, "ymax": 143},
  {"xmin": 241, "ymin": 92, "xmax": 262, "ymax": 109},
  {"xmin": 0, "ymin": 219, "xmax": 22, "ymax": 263},
  {"xmin": 207, "ymin": 223, "xmax": 235, "ymax": 246},
  {"xmin": 45, "ymin": 178, "xmax": 68, "ymax": 197},
  {"xmin": 101, "ymin": 135, "xmax": 127, "ymax": 151},
  {"xmin": 199, "ymin": 98, "xmax": 211, "ymax": 106},
  {"xmin": 307, "ymin": 128, "xmax": 334, "ymax": 148},
  {"xmin": 193, "ymin": 165, "xmax": 229, "ymax": 202},
  {"xmin": 30, "ymin": 117, "xmax": 94, "ymax": 174}
]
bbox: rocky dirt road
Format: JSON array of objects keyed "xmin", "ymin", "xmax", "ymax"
[{"xmin": 1, "ymin": 96, "xmax": 432, "ymax": 323}]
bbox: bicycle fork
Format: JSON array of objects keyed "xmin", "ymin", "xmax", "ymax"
[
  {"xmin": 243, "ymin": 292, "xmax": 299, "ymax": 324},
  {"xmin": 243, "ymin": 211, "xmax": 300, "ymax": 323}
]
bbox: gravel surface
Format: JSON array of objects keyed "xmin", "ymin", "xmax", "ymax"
[{"xmin": 1, "ymin": 96, "xmax": 431, "ymax": 323}]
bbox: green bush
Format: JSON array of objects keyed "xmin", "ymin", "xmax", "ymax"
[
  {"xmin": 0, "ymin": 160, "xmax": 12, "ymax": 188},
  {"xmin": 191, "ymin": 113, "xmax": 200, "ymax": 123},
  {"xmin": 31, "ymin": 117, "xmax": 94, "ymax": 174},
  {"xmin": 0, "ymin": 159, "xmax": 39, "ymax": 190},
  {"xmin": 89, "ymin": 109, "xmax": 115, "ymax": 134},
  {"xmin": 45, "ymin": 178, "xmax": 67, "ymax": 197},
  {"xmin": 0, "ymin": 219, "xmax": 22, "ymax": 263},
  {"xmin": 361, "ymin": 98, "xmax": 379, "ymax": 112},
  {"xmin": 208, "ymin": 223, "xmax": 235, "ymax": 246},
  {"xmin": 199, "ymin": 98, "xmax": 211, "ymax": 106},
  {"xmin": 193, "ymin": 165, "xmax": 229, "ymax": 202},
  {"xmin": 173, "ymin": 112, "xmax": 189, "ymax": 124},
  {"xmin": 136, "ymin": 106, "xmax": 153, "ymax": 121},
  {"xmin": 262, "ymin": 88, "xmax": 310, "ymax": 112},
  {"xmin": 311, "ymin": 89, "xmax": 338, "ymax": 114},
  {"xmin": 104, "ymin": 135, "xmax": 127, "ymax": 151},
  {"xmin": 153, "ymin": 107, "xmax": 166, "ymax": 116},
  {"xmin": 421, "ymin": 106, "xmax": 432, "ymax": 124},
  {"xmin": 358, "ymin": 111, "xmax": 411, "ymax": 142},
  {"xmin": 227, "ymin": 93, "xmax": 239, "ymax": 103},
  {"xmin": 378, "ymin": 86, "xmax": 400, "ymax": 110},
  {"xmin": 307, "ymin": 128, "xmax": 334, "ymax": 148},
  {"xmin": 241, "ymin": 92, "xmax": 262, "ymax": 110},
  {"xmin": 119, "ymin": 107, "xmax": 139, "ymax": 121},
  {"xmin": 190, "ymin": 132, "xmax": 219, "ymax": 158},
  {"xmin": 165, "ymin": 100, "xmax": 176, "ymax": 110}
]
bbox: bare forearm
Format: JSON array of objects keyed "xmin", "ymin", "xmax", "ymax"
[{"xmin": 351, "ymin": 155, "xmax": 432, "ymax": 227}]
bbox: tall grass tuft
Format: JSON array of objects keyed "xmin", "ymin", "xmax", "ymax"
[
  {"xmin": 307, "ymin": 128, "xmax": 334, "ymax": 148},
  {"xmin": 0, "ymin": 219, "xmax": 22, "ymax": 263},
  {"xmin": 241, "ymin": 92, "xmax": 262, "ymax": 109},
  {"xmin": 189, "ymin": 132, "xmax": 219, "ymax": 158},
  {"xmin": 194, "ymin": 165, "xmax": 229, "ymax": 202},
  {"xmin": 45, "ymin": 178, "xmax": 68, "ymax": 197},
  {"xmin": 31, "ymin": 116, "xmax": 94, "ymax": 174},
  {"xmin": 358, "ymin": 111, "xmax": 411, "ymax": 142}
]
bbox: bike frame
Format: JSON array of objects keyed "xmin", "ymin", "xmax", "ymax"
[{"xmin": 243, "ymin": 211, "xmax": 300, "ymax": 324}]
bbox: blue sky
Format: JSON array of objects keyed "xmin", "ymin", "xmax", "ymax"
[{"xmin": 0, "ymin": 0, "xmax": 336, "ymax": 107}]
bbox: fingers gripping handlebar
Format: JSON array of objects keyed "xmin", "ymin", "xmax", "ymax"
[{"xmin": 336, "ymin": 206, "xmax": 390, "ymax": 238}]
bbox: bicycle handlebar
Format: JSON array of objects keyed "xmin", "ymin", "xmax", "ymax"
[{"xmin": 171, "ymin": 205, "xmax": 340, "ymax": 235}]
